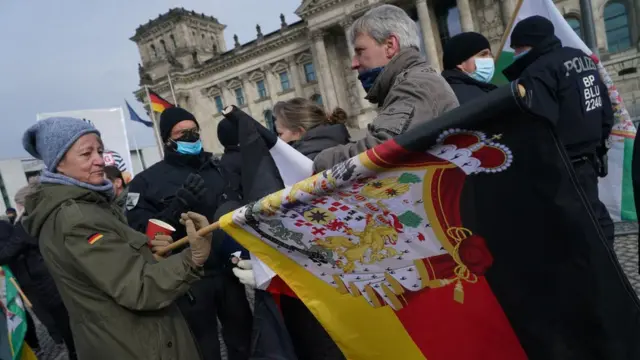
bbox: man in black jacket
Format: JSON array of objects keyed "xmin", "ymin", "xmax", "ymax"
[
  {"xmin": 217, "ymin": 118, "xmax": 242, "ymax": 196},
  {"xmin": 503, "ymin": 16, "xmax": 615, "ymax": 245},
  {"xmin": 127, "ymin": 107, "xmax": 252, "ymax": 360},
  {"xmin": 441, "ymin": 32, "xmax": 498, "ymax": 104}
]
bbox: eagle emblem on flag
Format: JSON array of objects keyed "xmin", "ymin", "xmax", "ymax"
[{"xmin": 231, "ymin": 129, "xmax": 513, "ymax": 310}]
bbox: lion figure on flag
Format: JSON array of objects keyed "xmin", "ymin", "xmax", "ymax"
[{"xmin": 314, "ymin": 214, "xmax": 399, "ymax": 273}]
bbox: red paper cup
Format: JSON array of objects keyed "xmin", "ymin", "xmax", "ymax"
[{"xmin": 146, "ymin": 219, "xmax": 176, "ymax": 242}]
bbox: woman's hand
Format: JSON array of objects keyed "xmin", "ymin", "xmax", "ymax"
[
  {"xmin": 180, "ymin": 212, "xmax": 212, "ymax": 267},
  {"xmin": 149, "ymin": 235, "xmax": 173, "ymax": 256}
]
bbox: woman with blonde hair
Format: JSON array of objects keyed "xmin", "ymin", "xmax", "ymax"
[
  {"xmin": 270, "ymin": 97, "xmax": 349, "ymax": 359},
  {"xmin": 273, "ymin": 97, "xmax": 351, "ymax": 160}
]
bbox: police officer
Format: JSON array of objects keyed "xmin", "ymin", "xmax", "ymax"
[
  {"xmin": 127, "ymin": 107, "xmax": 252, "ymax": 360},
  {"xmin": 503, "ymin": 16, "xmax": 615, "ymax": 245}
]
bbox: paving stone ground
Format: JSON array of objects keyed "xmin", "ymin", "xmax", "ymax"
[{"xmin": 34, "ymin": 223, "xmax": 640, "ymax": 359}]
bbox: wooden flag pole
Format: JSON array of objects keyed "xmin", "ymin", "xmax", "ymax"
[
  {"xmin": 10, "ymin": 277, "xmax": 32, "ymax": 309},
  {"xmin": 155, "ymin": 221, "xmax": 221, "ymax": 257},
  {"xmin": 494, "ymin": 0, "xmax": 525, "ymax": 64}
]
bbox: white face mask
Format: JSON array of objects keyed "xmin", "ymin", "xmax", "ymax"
[{"xmin": 469, "ymin": 57, "xmax": 495, "ymax": 83}]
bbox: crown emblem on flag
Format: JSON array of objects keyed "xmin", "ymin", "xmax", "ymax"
[{"xmin": 432, "ymin": 129, "xmax": 513, "ymax": 174}]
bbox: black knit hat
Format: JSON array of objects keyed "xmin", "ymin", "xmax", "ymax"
[
  {"xmin": 442, "ymin": 32, "xmax": 491, "ymax": 70},
  {"xmin": 159, "ymin": 107, "xmax": 198, "ymax": 142},
  {"xmin": 217, "ymin": 118, "xmax": 239, "ymax": 148},
  {"xmin": 510, "ymin": 15, "xmax": 555, "ymax": 48}
]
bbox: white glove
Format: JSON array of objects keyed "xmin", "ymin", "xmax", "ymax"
[{"xmin": 232, "ymin": 260, "xmax": 257, "ymax": 288}]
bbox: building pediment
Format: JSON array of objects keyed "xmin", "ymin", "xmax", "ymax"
[
  {"xmin": 226, "ymin": 78, "xmax": 243, "ymax": 89},
  {"xmin": 248, "ymin": 70, "xmax": 266, "ymax": 82},
  {"xmin": 296, "ymin": 0, "xmax": 344, "ymax": 18},
  {"xmin": 202, "ymin": 85, "xmax": 222, "ymax": 97},
  {"xmin": 295, "ymin": 52, "xmax": 313, "ymax": 64},
  {"xmin": 271, "ymin": 61, "xmax": 289, "ymax": 73}
]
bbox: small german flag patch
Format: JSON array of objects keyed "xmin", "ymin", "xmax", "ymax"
[{"xmin": 88, "ymin": 233, "xmax": 104, "ymax": 245}]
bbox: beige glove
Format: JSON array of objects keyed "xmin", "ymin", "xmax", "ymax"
[
  {"xmin": 232, "ymin": 259, "xmax": 257, "ymax": 288},
  {"xmin": 150, "ymin": 234, "xmax": 173, "ymax": 256},
  {"xmin": 180, "ymin": 212, "xmax": 212, "ymax": 267}
]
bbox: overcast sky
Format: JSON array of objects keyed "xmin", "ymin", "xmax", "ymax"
[{"xmin": 0, "ymin": 0, "xmax": 301, "ymax": 160}]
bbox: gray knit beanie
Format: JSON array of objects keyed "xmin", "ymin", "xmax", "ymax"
[{"xmin": 22, "ymin": 117, "xmax": 101, "ymax": 172}]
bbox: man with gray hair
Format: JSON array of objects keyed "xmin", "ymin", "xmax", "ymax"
[{"xmin": 313, "ymin": 4, "xmax": 459, "ymax": 171}]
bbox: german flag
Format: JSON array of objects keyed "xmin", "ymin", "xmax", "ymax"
[
  {"xmin": 149, "ymin": 89, "xmax": 174, "ymax": 113},
  {"xmin": 87, "ymin": 233, "xmax": 104, "ymax": 245}
]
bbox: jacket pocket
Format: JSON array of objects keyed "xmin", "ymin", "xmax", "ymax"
[
  {"xmin": 371, "ymin": 103, "xmax": 414, "ymax": 136},
  {"xmin": 127, "ymin": 234, "xmax": 148, "ymax": 251}
]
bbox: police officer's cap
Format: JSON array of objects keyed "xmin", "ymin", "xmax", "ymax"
[{"xmin": 510, "ymin": 15, "xmax": 555, "ymax": 49}]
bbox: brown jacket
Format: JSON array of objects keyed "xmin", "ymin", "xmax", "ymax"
[
  {"xmin": 23, "ymin": 184, "xmax": 202, "ymax": 360},
  {"xmin": 313, "ymin": 48, "xmax": 459, "ymax": 171}
]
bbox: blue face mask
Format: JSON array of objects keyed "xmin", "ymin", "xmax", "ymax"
[
  {"xmin": 358, "ymin": 67, "xmax": 384, "ymax": 92},
  {"xmin": 176, "ymin": 139, "xmax": 203, "ymax": 155},
  {"xmin": 470, "ymin": 57, "xmax": 495, "ymax": 83},
  {"xmin": 513, "ymin": 50, "xmax": 530, "ymax": 61}
]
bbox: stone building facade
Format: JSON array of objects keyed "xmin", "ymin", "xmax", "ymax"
[{"xmin": 132, "ymin": 0, "xmax": 640, "ymax": 154}]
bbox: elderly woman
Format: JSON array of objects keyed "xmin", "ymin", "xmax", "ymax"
[{"xmin": 21, "ymin": 117, "xmax": 210, "ymax": 360}]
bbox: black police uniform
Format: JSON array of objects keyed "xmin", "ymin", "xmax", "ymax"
[
  {"xmin": 504, "ymin": 35, "xmax": 615, "ymax": 245},
  {"xmin": 127, "ymin": 150, "xmax": 252, "ymax": 360}
]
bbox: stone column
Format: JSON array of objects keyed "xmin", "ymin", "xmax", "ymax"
[
  {"xmin": 221, "ymin": 83, "xmax": 235, "ymax": 109},
  {"xmin": 341, "ymin": 17, "xmax": 371, "ymax": 113},
  {"xmin": 311, "ymin": 30, "xmax": 339, "ymax": 110},
  {"xmin": 240, "ymin": 75, "xmax": 254, "ymax": 106},
  {"xmin": 416, "ymin": 0, "xmax": 441, "ymax": 72},
  {"xmin": 500, "ymin": 0, "xmax": 517, "ymax": 31},
  {"xmin": 263, "ymin": 66, "xmax": 280, "ymax": 101},
  {"xmin": 635, "ymin": 0, "xmax": 640, "ymax": 48},
  {"xmin": 287, "ymin": 56, "xmax": 304, "ymax": 97},
  {"xmin": 456, "ymin": 0, "xmax": 474, "ymax": 32}
]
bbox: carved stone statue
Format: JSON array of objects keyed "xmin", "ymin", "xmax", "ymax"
[
  {"xmin": 256, "ymin": 24, "xmax": 263, "ymax": 38},
  {"xmin": 192, "ymin": 51, "xmax": 200, "ymax": 66},
  {"xmin": 138, "ymin": 63, "xmax": 152, "ymax": 86},
  {"xmin": 166, "ymin": 52, "xmax": 183, "ymax": 69},
  {"xmin": 234, "ymin": 34, "xmax": 240, "ymax": 48},
  {"xmin": 280, "ymin": 14, "xmax": 287, "ymax": 28}
]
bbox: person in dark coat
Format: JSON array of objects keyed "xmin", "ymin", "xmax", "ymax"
[
  {"xmin": 0, "ymin": 182, "xmax": 77, "ymax": 359},
  {"xmin": 126, "ymin": 107, "xmax": 252, "ymax": 360},
  {"xmin": 258, "ymin": 97, "xmax": 351, "ymax": 360},
  {"xmin": 441, "ymin": 32, "xmax": 498, "ymax": 104},
  {"xmin": 502, "ymin": 16, "xmax": 615, "ymax": 246},
  {"xmin": 217, "ymin": 118, "xmax": 243, "ymax": 196},
  {"xmin": 5, "ymin": 208, "xmax": 16, "ymax": 225}
]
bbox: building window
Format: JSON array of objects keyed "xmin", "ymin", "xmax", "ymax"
[
  {"xmin": 304, "ymin": 63, "xmax": 316, "ymax": 82},
  {"xmin": 160, "ymin": 39, "xmax": 168, "ymax": 52},
  {"xmin": 279, "ymin": 72, "xmax": 291, "ymax": 91},
  {"xmin": 214, "ymin": 95, "xmax": 224, "ymax": 113},
  {"xmin": 150, "ymin": 44, "xmax": 157, "ymax": 57},
  {"xmin": 311, "ymin": 94, "xmax": 323, "ymax": 105},
  {"xmin": 604, "ymin": 1, "xmax": 631, "ymax": 53},
  {"xmin": 235, "ymin": 88, "xmax": 245, "ymax": 106},
  {"xmin": 436, "ymin": 0, "xmax": 462, "ymax": 47},
  {"xmin": 565, "ymin": 16, "xmax": 582, "ymax": 39},
  {"xmin": 264, "ymin": 110, "xmax": 276, "ymax": 133},
  {"xmin": 257, "ymin": 80, "xmax": 268, "ymax": 99},
  {"xmin": 170, "ymin": 34, "xmax": 177, "ymax": 48}
]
